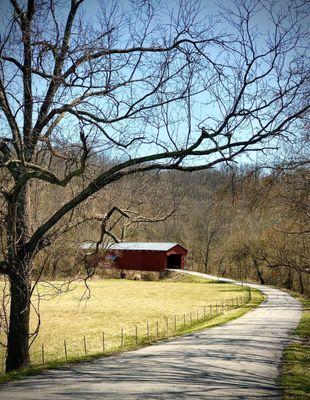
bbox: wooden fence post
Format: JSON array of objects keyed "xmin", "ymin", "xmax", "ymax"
[
  {"xmin": 83, "ymin": 335, "xmax": 87, "ymax": 355},
  {"xmin": 183, "ymin": 313, "xmax": 186, "ymax": 327},
  {"xmin": 41, "ymin": 343, "xmax": 45, "ymax": 365},
  {"xmin": 102, "ymin": 331, "xmax": 105, "ymax": 352},
  {"xmin": 147, "ymin": 322, "xmax": 150, "ymax": 342},
  {"xmin": 135, "ymin": 325, "xmax": 138, "ymax": 344},
  {"xmin": 121, "ymin": 328, "xmax": 124, "ymax": 347},
  {"xmin": 64, "ymin": 339, "xmax": 68, "ymax": 360},
  {"xmin": 156, "ymin": 321, "xmax": 159, "ymax": 339}
]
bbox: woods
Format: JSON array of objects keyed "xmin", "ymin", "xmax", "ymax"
[
  {"xmin": 0, "ymin": 0, "xmax": 309, "ymax": 372},
  {"xmin": 37, "ymin": 163, "xmax": 308, "ymax": 294}
]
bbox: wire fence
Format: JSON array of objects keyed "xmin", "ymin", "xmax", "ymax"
[{"xmin": 0, "ymin": 291, "xmax": 252, "ymax": 372}]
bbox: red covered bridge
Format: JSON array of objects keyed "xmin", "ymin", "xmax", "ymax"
[{"xmin": 81, "ymin": 242, "xmax": 188, "ymax": 272}]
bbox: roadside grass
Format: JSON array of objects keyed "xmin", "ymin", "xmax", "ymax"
[
  {"xmin": 281, "ymin": 294, "xmax": 310, "ymax": 399},
  {"xmin": 0, "ymin": 275, "xmax": 263, "ymax": 383}
]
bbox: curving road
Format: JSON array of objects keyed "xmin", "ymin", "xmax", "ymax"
[{"xmin": 0, "ymin": 272, "xmax": 301, "ymax": 399}]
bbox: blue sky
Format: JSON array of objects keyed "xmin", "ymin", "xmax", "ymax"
[{"xmin": 0, "ymin": 0, "xmax": 308, "ymax": 168}]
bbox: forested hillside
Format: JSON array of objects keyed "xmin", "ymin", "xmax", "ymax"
[{"xmin": 17, "ymin": 151, "xmax": 308, "ymax": 296}]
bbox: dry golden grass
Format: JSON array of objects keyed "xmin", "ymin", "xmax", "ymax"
[{"xmin": 0, "ymin": 276, "xmax": 251, "ymax": 371}]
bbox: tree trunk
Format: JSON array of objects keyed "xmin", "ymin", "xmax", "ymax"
[
  {"xmin": 204, "ymin": 240, "xmax": 212, "ymax": 274},
  {"xmin": 284, "ymin": 267, "xmax": 293, "ymax": 290},
  {"xmin": 6, "ymin": 269, "xmax": 31, "ymax": 372},
  {"xmin": 5, "ymin": 183, "xmax": 32, "ymax": 372},
  {"xmin": 253, "ymin": 259, "xmax": 265, "ymax": 285},
  {"xmin": 299, "ymin": 273, "xmax": 304, "ymax": 295}
]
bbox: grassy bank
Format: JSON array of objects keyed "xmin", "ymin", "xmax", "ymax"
[
  {"xmin": 281, "ymin": 295, "xmax": 310, "ymax": 399},
  {"xmin": 0, "ymin": 275, "xmax": 263, "ymax": 382}
]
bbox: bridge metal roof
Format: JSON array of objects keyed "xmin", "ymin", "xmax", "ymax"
[{"xmin": 81, "ymin": 242, "xmax": 182, "ymax": 252}]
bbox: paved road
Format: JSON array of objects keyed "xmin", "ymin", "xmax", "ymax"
[{"xmin": 0, "ymin": 272, "xmax": 301, "ymax": 399}]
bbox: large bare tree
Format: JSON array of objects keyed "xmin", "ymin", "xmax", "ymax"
[{"xmin": 0, "ymin": 0, "xmax": 308, "ymax": 371}]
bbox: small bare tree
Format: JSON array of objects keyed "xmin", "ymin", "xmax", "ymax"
[{"xmin": 0, "ymin": 0, "xmax": 308, "ymax": 371}]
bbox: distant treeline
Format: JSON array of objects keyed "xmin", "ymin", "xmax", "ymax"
[{"xmin": 24, "ymin": 153, "xmax": 309, "ymax": 296}]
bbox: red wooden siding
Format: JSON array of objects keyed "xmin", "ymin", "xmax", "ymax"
[
  {"xmin": 108, "ymin": 244, "xmax": 188, "ymax": 272},
  {"xmin": 113, "ymin": 250, "xmax": 167, "ymax": 271}
]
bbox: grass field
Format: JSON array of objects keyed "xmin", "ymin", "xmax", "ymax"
[
  {"xmin": 281, "ymin": 294, "xmax": 310, "ymax": 399},
  {"xmin": 0, "ymin": 274, "xmax": 262, "ymax": 377}
]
